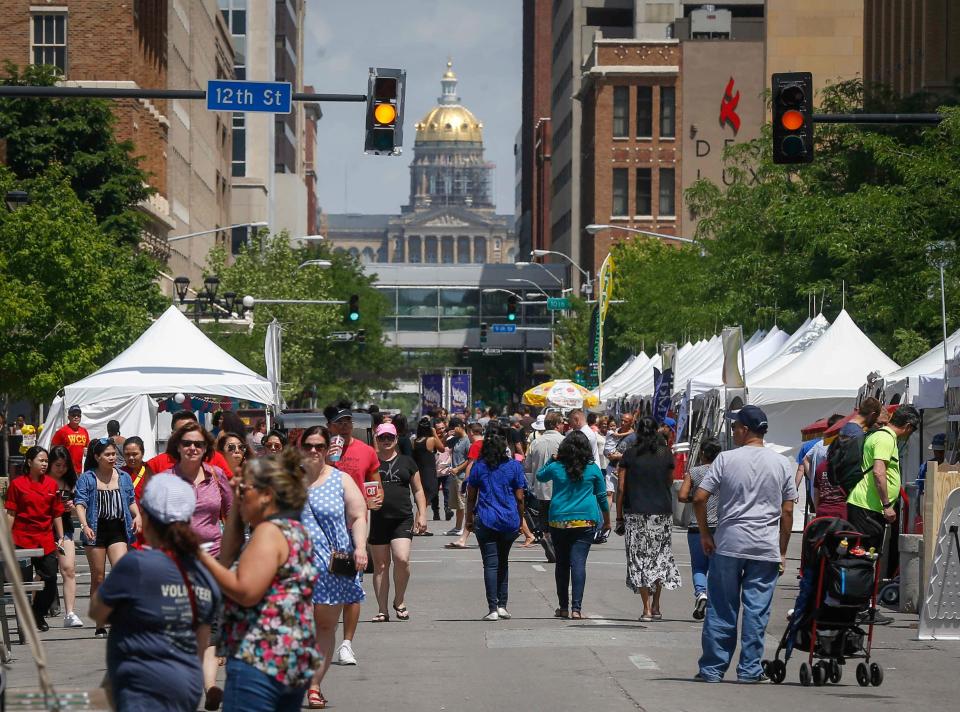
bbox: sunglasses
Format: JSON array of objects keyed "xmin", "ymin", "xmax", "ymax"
[
  {"xmin": 180, "ymin": 439, "xmax": 206, "ymax": 450},
  {"xmin": 302, "ymin": 442, "xmax": 328, "ymax": 451},
  {"xmin": 264, "ymin": 441, "xmax": 283, "ymax": 450},
  {"xmin": 226, "ymin": 444, "xmax": 246, "ymax": 453},
  {"xmin": 98, "ymin": 437, "xmax": 111, "ymax": 446},
  {"xmin": 376, "ymin": 434, "xmax": 397, "ymax": 442}
]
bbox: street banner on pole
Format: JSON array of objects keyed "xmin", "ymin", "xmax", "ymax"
[
  {"xmin": 587, "ymin": 305, "xmax": 600, "ymax": 389},
  {"xmin": 653, "ymin": 343, "xmax": 677, "ymax": 424},
  {"xmin": 264, "ymin": 319, "xmax": 285, "ymax": 410},
  {"xmin": 596, "ymin": 253, "xmax": 615, "ymax": 399},
  {"xmin": 721, "ymin": 326, "xmax": 746, "ymax": 387},
  {"xmin": 450, "ymin": 373, "xmax": 471, "ymax": 415},
  {"xmin": 420, "ymin": 373, "xmax": 443, "ymax": 415}
]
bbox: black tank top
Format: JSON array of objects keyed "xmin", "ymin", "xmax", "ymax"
[{"xmin": 412, "ymin": 438, "xmax": 437, "ymax": 482}]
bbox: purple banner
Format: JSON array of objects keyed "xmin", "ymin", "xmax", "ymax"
[
  {"xmin": 450, "ymin": 373, "xmax": 471, "ymax": 415},
  {"xmin": 420, "ymin": 373, "xmax": 443, "ymax": 415}
]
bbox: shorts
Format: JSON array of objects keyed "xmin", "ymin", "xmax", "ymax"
[
  {"xmin": 450, "ymin": 477, "xmax": 466, "ymax": 510},
  {"xmin": 369, "ymin": 515, "xmax": 414, "ymax": 545},
  {"xmin": 94, "ymin": 518, "xmax": 128, "ymax": 548},
  {"xmin": 605, "ymin": 471, "xmax": 618, "ymax": 494}
]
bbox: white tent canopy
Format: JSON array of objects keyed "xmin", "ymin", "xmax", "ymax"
[
  {"xmin": 688, "ymin": 325, "xmax": 791, "ymax": 396},
  {"xmin": 884, "ymin": 328, "xmax": 960, "ymax": 408}
]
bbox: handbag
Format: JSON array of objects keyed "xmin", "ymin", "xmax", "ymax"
[{"xmin": 308, "ymin": 489, "xmax": 358, "ymax": 577}]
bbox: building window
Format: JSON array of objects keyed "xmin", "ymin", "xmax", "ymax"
[
  {"xmin": 612, "ymin": 168, "xmax": 628, "ymax": 217},
  {"xmin": 32, "ymin": 13, "xmax": 67, "ymax": 74},
  {"xmin": 474, "ymin": 236, "xmax": 487, "ymax": 263},
  {"xmin": 637, "ymin": 86, "xmax": 652, "ymax": 138},
  {"xmin": 231, "ymin": 113, "xmax": 245, "ymax": 177},
  {"xmin": 408, "ymin": 236, "xmax": 422, "ymax": 263},
  {"xmin": 612, "ymin": 86, "xmax": 629, "ymax": 138},
  {"xmin": 659, "ymin": 167, "xmax": 676, "ymax": 217},
  {"xmin": 660, "ymin": 86, "xmax": 676, "ymax": 138},
  {"xmin": 457, "ymin": 235, "xmax": 471, "ymax": 263},
  {"xmin": 425, "ymin": 236, "xmax": 438, "ymax": 263},
  {"xmin": 392, "ymin": 236, "xmax": 405, "ymax": 262},
  {"xmin": 635, "ymin": 168, "xmax": 652, "ymax": 216},
  {"xmin": 441, "ymin": 236, "xmax": 454, "ymax": 263}
]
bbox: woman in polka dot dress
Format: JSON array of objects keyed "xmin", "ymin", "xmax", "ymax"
[{"xmin": 299, "ymin": 426, "xmax": 368, "ymax": 709}]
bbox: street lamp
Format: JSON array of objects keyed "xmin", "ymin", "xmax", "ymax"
[
  {"xmin": 529, "ymin": 249, "xmax": 593, "ymax": 295},
  {"xmin": 167, "ymin": 221, "xmax": 269, "ymax": 243},
  {"xmin": 4, "ymin": 190, "xmax": 29, "ymax": 212},
  {"xmin": 507, "ymin": 277, "xmax": 550, "ymax": 297},
  {"xmin": 173, "ymin": 276, "xmax": 191, "ymax": 304},
  {"xmin": 296, "ymin": 259, "xmax": 333, "ymax": 271},
  {"xmin": 173, "ymin": 275, "xmax": 242, "ymax": 322},
  {"xmin": 584, "ymin": 223, "xmax": 698, "ymax": 244},
  {"xmin": 514, "ymin": 261, "xmax": 564, "ymax": 288}
]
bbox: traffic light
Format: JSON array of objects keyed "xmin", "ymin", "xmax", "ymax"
[
  {"xmin": 364, "ymin": 68, "xmax": 406, "ymax": 156},
  {"xmin": 347, "ymin": 294, "xmax": 360, "ymax": 322},
  {"xmin": 356, "ymin": 329, "xmax": 366, "ymax": 345},
  {"xmin": 480, "ymin": 322, "xmax": 488, "ymax": 345},
  {"xmin": 507, "ymin": 296, "xmax": 518, "ymax": 322},
  {"xmin": 460, "ymin": 346, "xmax": 470, "ymax": 362},
  {"xmin": 772, "ymin": 72, "xmax": 814, "ymax": 164}
]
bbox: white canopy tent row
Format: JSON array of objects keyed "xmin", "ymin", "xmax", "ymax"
[{"xmin": 39, "ymin": 306, "xmax": 277, "ymax": 458}]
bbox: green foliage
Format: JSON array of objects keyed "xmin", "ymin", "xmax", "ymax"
[
  {"xmin": 205, "ymin": 235, "xmax": 399, "ymax": 405},
  {"xmin": 0, "ymin": 63, "xmax": 152, "ymax": 246},
  {"xmin": 611, "ymin": 78, "xmax": 960, "ymax": 365},
  {"xmin": 0, "ymin": 168, "xmax": 164, "ymax": 403},
  {"xmin": 549, "ymin": 297, "xmax": 592, "ymax": 379}
]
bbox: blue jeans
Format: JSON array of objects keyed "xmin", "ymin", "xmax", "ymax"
[
  {"xmin": 475, "ymin": 524, "xmax": 517, "ymax": 611},
  {"xmin": 551, "ymin": 526, "xmax": 595, "ymax": 612},
  {"xmin": 687, "ymin": 530, "xmax": 713, "ymax": 597},
  {"xmin": 223, "ymin": 658, "xmax": 306, "ymax": 711},
  {"xmin": 698, "ymin": 554, "xmax": 779, "ymax": 681}
]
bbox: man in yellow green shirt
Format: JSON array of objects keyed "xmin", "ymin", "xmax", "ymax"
[{"xmin": 846, "ymin": 405, "xmax": 920, "ymax": 552}]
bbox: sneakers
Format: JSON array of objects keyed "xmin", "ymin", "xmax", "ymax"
[
  {"xmin": 445, "ymin": 509, "xmax": 454, "ymax": 521},
  {"xmin": 694, "ymin": 673, "xmax": 720, "ymax": 683},
  {"xmin": 737, "ymin": 674, "xmax": 770, "ymax": 684},
  {"xmin": 445, "ymin": 527, "xmax": 462, "ymax": 536},
  {"xmin": 483, "ymin": 611, "xmax": 499, "ymax": 621},
  {"xmin": 693, "ymin": 593, "xmax": 708, "ymax": 620},
  {"xmin": 857, "ymin": 609, "xmax": 894, "ymax": 626},
  {"xmin": 63, "ymin": 612, "xmax": 84, "ymax": 628},
  {"xmin": 496, "ymin": 607, "xmax": 512, "ymax": 619},
  {"xmin": 336, "ymin": 640, "xmax": 357, "ymax": 665},
  {"xmin": 94, "ymin": 627, "xmax": 108, "ymax": 638}
]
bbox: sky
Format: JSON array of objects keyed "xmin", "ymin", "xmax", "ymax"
[{"xmin": 303, "ymin": 0, "xmax": 522, "ymax": 217}]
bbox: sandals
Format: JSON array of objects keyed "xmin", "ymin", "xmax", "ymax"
[
  {"xmin": 444, "ymin": 542, "xmax": 467, "ymax": 549},
  {"xmin": 393, "ymin": 604, "xmax": 410, "ymax": 621},
  {"xmin": 307, "ymin": 689, "xmax": 327, "ymax": 709},
  {"xmin": 554, "ymin": 608, "xmax": 569, "ymax": 619},
  {"xmin": 571, "ymin": 611, "xmax": 583, "ymax": 620},
  {"xmin": 371, "ymin": 612, "xmax": 389, "ymax": 622}
]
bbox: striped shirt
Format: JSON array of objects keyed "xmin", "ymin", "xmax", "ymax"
[{"xmin": 97, "ymin": 488, "xmax": 125, "ymax": 520}]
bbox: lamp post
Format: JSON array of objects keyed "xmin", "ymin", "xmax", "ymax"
[
  {"xmin": 172, "ymin": 275, "xmax": 242, "ymax": 323},
  {"xmin": 530, "ymin": 249, "xmax": 593, "ymax": 295},
  {"xmin": 506, "ymin": 277, "xmax": 550, "ymax": 297},
  {"xmin": 514, "ymin": 261, "xmax": 564, "ymax": 289},
  {"xmin": 167, "ymin": 221, "xmax": 269, "ymax": 243},
  {"xmin": 584, "ymin": 223, "xmax": 698, "ymax": 244},
  {"xmin": 296, "ymin": 259, "xmax": 333, "ymax": 270}
]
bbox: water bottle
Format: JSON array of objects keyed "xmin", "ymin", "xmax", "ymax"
[{"xmin": 328, "ymin": 435, "xmax": 344, "ymax": 463}]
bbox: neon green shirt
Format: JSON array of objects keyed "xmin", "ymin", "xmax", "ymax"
[{"xmin": 846, "ymin": 426, "xmax": 899, "ymax": 513}]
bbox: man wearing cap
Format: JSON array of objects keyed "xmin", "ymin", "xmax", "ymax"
[
  {"xmin": 52, "ymin": 406, "xmax": 91, "ymax": 473},
  {"xmin": 327, "ymin": 406, "xmax": 382, "ymax": 667},
  {"xmin": 693, "ymin": 405, "xmax": 796, "ymax": 683}
]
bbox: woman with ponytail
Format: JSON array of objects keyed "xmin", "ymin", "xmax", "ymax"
[{"xmin": 90, "ymin": 474, "xmax": 220, "ymax": 712}]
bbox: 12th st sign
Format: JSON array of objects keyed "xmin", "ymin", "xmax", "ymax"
[{"xmin": 207, "ymin": 80, "xmax": 292, "ymax": 113}]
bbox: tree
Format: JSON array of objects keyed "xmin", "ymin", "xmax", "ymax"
[
  {"xmin": 0, "ymin": 168, "xmax": 165, "ymax": 404},
  {"xmin": 0, "ymin": 63, "xmax": 152, "ymax": 246},
  {"xmin": 205, "ymin": 234, "xmax": 399, "ymax": 405},
  {"xmin": 548, "ymin": 297, "xmax": 592, "ymax": 380}
]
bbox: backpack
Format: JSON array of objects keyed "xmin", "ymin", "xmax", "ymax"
[{"xmin": 826, "ymin": 427, "xmax": 894, "ymax": 495}]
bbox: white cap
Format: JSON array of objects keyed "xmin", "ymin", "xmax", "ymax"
[
  {"xmin": 141, "ymin": 473, "xmax": 196, "ymax": 524},
  {"xmin": 531, "ymin": 414, "xmax": 546, "ymax": 431}
]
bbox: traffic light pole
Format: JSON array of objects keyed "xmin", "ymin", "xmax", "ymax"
[
  {"xmin": 0, "ymin": 85, "xmax": 366, "ymax": 103},
  {"xmin": 812, "ymin": 113, "xmax": 942, "ymax": 125}
]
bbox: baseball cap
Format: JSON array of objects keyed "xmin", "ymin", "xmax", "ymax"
[
  {"xmin": 68, "ymin": 405, "xmax": 82, "ymax": 415},
  {"xmin": 375, "ymin": 423, "xmax": 397, "ymax": 438},
  {"xmin": 931, "ymin": 433, "xmax": 946, "ymax": 450},
  {"xmin": 663, "ymin": 416, "xmax": 677, "ymax": 429},
  {"xmin": 727, "ymin": 405, "xmax": 769, "ymax": 434},
  {"xmin": 140, "ymin": 473, "xmax": 196, "ymax": 524},
  {"xmin": 330, "ymin": 408, "xmax": 353, "ymax": 422},
  {"xmin": 531, "ymin": 414, "xmax": 546, "ymax": 431}
]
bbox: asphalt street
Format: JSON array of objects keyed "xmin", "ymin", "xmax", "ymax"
[{"xmin": 5, "ymin": 520, "xmax": 959, "ymax": 711}]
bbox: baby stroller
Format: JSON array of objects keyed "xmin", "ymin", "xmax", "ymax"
[{"xmin": 762, "ymin": 517, "xmax": 885, "ymax": 687}]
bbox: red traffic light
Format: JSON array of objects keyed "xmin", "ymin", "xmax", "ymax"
[{"xmin": 781, "ymin": 109, "xmax": 804, "ymax": 131}]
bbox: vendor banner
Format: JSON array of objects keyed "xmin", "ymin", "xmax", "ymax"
[
  {"xmin": 420, "ymin": 373, "xmax": 443, "ymax": 414},
  {"xmin": 587, "ymin": 304, "xmax": 601, "ymax": 388},
  {"xmin": 721, "ymin": 326, "xmax": 745, "ymax": 388},
  {"xmin": 450, "ymin": 373, "xmax": 471, "ymax": 416},
  {"xmin": 653, "ymin": 343, "xmax": 677, "ymax": 425}
]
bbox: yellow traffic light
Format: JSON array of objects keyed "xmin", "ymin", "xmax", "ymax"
[{"xmin": 374, "ymin": 102, "xmax": 397, "ymax": 125}]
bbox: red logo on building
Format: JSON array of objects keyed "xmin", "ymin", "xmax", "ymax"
[{"xmin": 719, "ymin": 77, "xmax": 741, "ymax": 134}]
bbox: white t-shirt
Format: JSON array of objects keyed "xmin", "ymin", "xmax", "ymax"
[
  {"xmin": 699, "ymin": 445, "xmax": 796, "ymax": 562},
  {"xmin": 579, "ymin": 424, "xmax": 601, "ymax": 466}
]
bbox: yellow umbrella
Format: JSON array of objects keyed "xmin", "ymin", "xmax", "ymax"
[{"xmin": 522, "ymin": 379, "xmax": 599, "ymax": 409}]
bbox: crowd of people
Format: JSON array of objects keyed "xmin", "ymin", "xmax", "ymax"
[{"xmin": 2, "ymin": 396, "xmax": 921, "ymax": 707}]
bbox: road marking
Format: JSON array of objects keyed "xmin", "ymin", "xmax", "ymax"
[
  {"xmin": 629, "ymin": 653, "xmax": 659, "ymax": 670},
  {"xmin": 532, "ymin": 564, "xmax": 546, "ymax": 572}
]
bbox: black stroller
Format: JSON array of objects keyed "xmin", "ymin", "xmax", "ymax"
[{"xmin": 762, "ymin": 517, "xmax": 885, "ymax": 687}]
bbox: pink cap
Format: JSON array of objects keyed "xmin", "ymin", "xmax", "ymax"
[{"xmin": 375, "ymin": 423, "xmax": 397, "ymax": 437}]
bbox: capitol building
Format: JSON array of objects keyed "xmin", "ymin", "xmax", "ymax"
[{"xmin": 326, "ymin": 62, "xmax": 517, "ymax": 265}]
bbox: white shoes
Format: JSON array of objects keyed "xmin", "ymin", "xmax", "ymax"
[
  {"xmin": 496, "ymin": 607, "xmax": 512, "ymax": 619},
  {"xmin": 337, "ymin": 640, "xmax": 357, "ymax": 665},
  {"xmin": 483, "ymin": 611, "xmax": 499, "ymax": 621},
  {"xmin": 63, "ymin": 612, "xmax": 84, "ymax": 628}
]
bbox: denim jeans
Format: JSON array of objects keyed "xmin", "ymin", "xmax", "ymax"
[
  {"xmin": 698, "ymin": 554, "xmax": 779, "ymax": 681},
  {"xmin": 223, "ymin": 658, "xmax": 306, "ymax": 711},
  {"xmin": 686, "ymin": 529, "xmax": 713, "ymax": 598},
  {"xmin": 475, "ymin": 524, "xmax": 517, "ymax": 611},
  {"xmin": 551, "ymin": 526, "xmax": 595, "ymax": 612}
]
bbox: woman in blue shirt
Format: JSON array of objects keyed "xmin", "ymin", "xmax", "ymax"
[
  {"xmin": 465, "ymin": 425, "xmax": 527, "ymax": 621},
  {"xmin": 537, "ymin": 431, "xmax": 609, "ymax": 619}
]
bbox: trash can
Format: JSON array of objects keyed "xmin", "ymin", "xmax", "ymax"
[{"xmin": 898, "ymin": 534, "xmax": 922, "ymax": 613}]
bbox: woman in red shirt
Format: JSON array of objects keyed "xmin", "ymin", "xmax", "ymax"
[
  {"xmin": 122, "ymin": 436, "xmax": 154, "ymax": 550},
  {"xmin": 5, "ymin": 446, "xmax": 64, "ymax": 632}
]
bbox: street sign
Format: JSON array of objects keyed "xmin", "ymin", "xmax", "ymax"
[
  {"xmin": 207, "ymin": 80, "xmax": 292, "ymax": 113},
  {"xmin": 492, "ymin": 324, "xmax": 517, "ymax": 333},
  {"xmin": 547, "ymin": 297, "xmax": 571, "ymax": 310},
  {"xmin": 483, "ymin": 348, "xmax": 502, "ymax": 356},
  {"xmin": 329, "ymin": 332, "xmax": 354, "ymax": 341}
]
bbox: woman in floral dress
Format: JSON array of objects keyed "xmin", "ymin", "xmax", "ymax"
[{"xmin": 198, "ymin": 450, "xmax": 319, "ymax": 711}]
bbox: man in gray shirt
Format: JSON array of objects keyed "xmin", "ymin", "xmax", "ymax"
[
  {"xmin": 524, "ymin": 412, "xmax": 564, "ymax": 531},
  {"xmin": 693, "ymin": 405, "xmax": 796, "ymax": 684}
]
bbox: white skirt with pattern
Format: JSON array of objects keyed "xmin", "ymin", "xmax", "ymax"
[{"xmin": 624, "ymin": 513, "xmax": 682, "ymax": 592}]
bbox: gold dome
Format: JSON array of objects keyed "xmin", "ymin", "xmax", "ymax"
[{"xmin": 415, "ymin": 104, "xmax": 484, "ymax": 143}]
